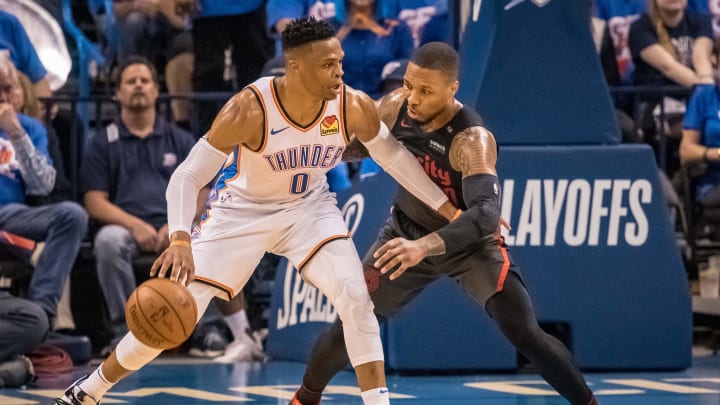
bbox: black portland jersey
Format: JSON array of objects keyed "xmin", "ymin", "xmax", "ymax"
[{"xmin": 391, "ymin": 100, "xmax": 484, "ymax": 232}]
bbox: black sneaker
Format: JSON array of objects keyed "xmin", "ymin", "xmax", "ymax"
[
  {"xmin": 188, "ymin": 325, "xmax": 230, "ymax": 358},
  {"xmin": 0, "ymin": 355, "xmax": 34, "ymax": 388},
  {"xmin": 54, "ymin": 375, "xmax": 100, "ymax": 404}
]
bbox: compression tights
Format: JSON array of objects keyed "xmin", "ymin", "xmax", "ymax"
[
  {"xmin": 485, "ymin": 273, "xmax": 594, "ymax": 404},
  {"xmin": 299, "ymin": 272, "xmax": 595, "ymax": 405}
]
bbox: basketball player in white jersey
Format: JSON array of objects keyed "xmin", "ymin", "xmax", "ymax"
[{"xmin": 56, "ymin": 16, "xmax": 459, "ymax": 405}]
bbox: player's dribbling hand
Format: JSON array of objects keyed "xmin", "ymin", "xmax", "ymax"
[
  {"xmin": 150, "ymin": 239, "xmax": 195, "ymax": 286},
  {"xmin": 373, "ymin": 237, "xmax": 427, "ymax": 280}
]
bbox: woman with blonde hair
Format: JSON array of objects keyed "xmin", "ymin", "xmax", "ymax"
[
  {"xmin": 8, "ymin": 67, "xmax": 71, "ymax": 203},
  {"xmin": 629, "ymin": 0, "xmax": 714, "ymax": 171},
  {"xmin": 11, "ymin": 71, "xmax": 43, "ymax": 121},
  {"xmin": 630, "ymin": 0, "xmax": 713, "ymax": 87}
]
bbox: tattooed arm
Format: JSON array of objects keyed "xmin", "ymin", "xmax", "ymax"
[{"xmin": 373, "ymin": 126, "xmax": 499, "ymax": 279}]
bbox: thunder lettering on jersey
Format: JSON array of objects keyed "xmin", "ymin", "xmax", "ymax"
[
  {"xmin": 205, "ymin": 77, "xmax": 349, "ymax": 212},
  {"xmin": 391, "ymin": 100, "xmax": 484, "ymax": 232}
]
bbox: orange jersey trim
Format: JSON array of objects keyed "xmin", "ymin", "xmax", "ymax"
[
  {"xmin": 339, "ymin": 84, "xmax": 350, "ymax": 145},
  {"xmin": 270, "ymin": 79, "xmax": 328, "ymax": 132},
  {"xmin": 496, "ymin": 238, "xmax": 510, "ymax": 292},
  {"xmin": 297, "ymin": 233, "xmax": 351, "ymax": 272},
  {"xmin": 247, "ymin": 84, "xmax": 269, "ymax": 153},
  {"xmin": 194, "ymin": 276, "xmax": 236, "ymax": 300}
]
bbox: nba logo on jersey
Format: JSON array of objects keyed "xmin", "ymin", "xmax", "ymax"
[{"xmin": 320, "ymin": 115, "xmax": 339, "ymax": 136}]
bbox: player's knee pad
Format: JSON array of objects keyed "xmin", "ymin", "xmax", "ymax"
[
  {"xmin": 115, "ymin": 332, "xmax": 163, "ymax": 371},
  {"xmin": 334, "ymin": 278, "xmax": 378, "ymax": 336},
  {"xmin": 334, "ymin": 279, "xmax": 383, "ymax": 366}
]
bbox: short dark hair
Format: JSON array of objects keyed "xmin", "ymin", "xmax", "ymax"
[
  {"xmin": 115, "ymin": 55, "xmax": 159, "ymax": 86},
  {"xmin": 281, "ymin": 16, "xmax": 335, "ymax": 52},
  {"xmin": 411, "ymin": 42, "xmax": 459, "ymax": 79}
]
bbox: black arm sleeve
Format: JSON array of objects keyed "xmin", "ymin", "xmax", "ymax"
[{"xmin": 435, "ymin": 173, "xmax": 500, "ymax": 255}]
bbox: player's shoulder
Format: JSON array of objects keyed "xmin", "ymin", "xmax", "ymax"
[
  {"xmin": 218, "ymin": 87, "xmax": 265, "ymax": 125},
  {"xmin": 377, "ymin": 88, "xmax": 409, "ymax": 126},
  {"xmin": 461, "ymin": 125, "xmax": 495, "ymax": 140},
  {"xmin": 342, "ymin": 85, "xmax": 380, "ymax": 135},
  {"xmin": 343, "ymin": 85, "xmax": 376, "ymax": 111},
  {"xmin": 343, "ymin": 85, "xmax": 379, "ymax": 123},
  {"xmin": 452, "ymin": 124, "xmax": 497, "ymax": 150},
  {"xmin": 380, "ymin": 87, "xmax": 410, "ymax": 107}
]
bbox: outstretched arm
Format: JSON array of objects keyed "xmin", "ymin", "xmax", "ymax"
[
  {"xmin": 151, "ymin": 88, "xmax": 264, "ymax": 284},
  {"xmin": 374, "ymin": 126, "xmax": 500, "ymax": 279},
  {"xmin": 344, "ymin": 87, "xmax": 458, "ymax": 220}
]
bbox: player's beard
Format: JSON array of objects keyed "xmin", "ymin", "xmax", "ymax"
[{"xmin": 411, "ymin": 108, "xmax": 443, "ymax": 126}]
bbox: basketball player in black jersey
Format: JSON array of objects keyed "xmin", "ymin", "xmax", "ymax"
[{"xmin": 290, "ymin": 42, "xmax": 598, "ymax": 405}]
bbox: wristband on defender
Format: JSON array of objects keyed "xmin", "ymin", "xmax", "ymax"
[
  {"xmin": 451, "ymin": 209, "xmax": 463, "ymax": 222},
  {"xmin": 436, "ymin": 174, "xmax": 501, "ymax": 254}
]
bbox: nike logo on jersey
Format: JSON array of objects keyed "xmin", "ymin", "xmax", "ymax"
[
  {"xmin": 400, "ymin": 119, "xmax": 412, "ymax": 128},
  {"xmin": 271, "ymin": 126, "xmax": 290, "ymax": 135},
  {"xmin": 379, "ymin": 389, "xmax": 388, "ymax": 394}
]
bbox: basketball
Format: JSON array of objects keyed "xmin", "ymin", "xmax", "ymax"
[{"xmin": 125, "ymin": 278, "xmax": 198, "ymax": 349}]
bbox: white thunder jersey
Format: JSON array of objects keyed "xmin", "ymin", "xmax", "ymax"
[{"xmin": 212, "ymin": 76, "xmax": 349, "ymax": 208}]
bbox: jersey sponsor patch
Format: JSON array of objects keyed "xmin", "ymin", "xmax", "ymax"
[{"xmin": 320, "ymin": 115, "xmax": 339, "ymax": 136}]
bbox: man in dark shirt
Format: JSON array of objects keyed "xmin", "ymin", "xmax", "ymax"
[{"xmin": 80, "ymin": 56, "xmax": 196, "ymax": 348}]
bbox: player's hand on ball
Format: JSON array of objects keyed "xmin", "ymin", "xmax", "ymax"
[
  {"xmin": 150, "ymin": 241, "xmax": 195, "ymax": 286},
  {"xmin": 373, "ymin": 237, "xmax": 427, "ymax": 280}
]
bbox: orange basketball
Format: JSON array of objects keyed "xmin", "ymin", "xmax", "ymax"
[{"xmin": 125, "ymin": 278, "xmax": 197, "ymax": 349}]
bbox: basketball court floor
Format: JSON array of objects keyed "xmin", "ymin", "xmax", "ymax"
[{"xmin": 2, "ymin": 348, "xmax": 720, "ymax": 404}]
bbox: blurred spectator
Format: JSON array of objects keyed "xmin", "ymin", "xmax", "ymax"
[
  {"xmin": 78, "ymin": 56, "xmax": 197, "ymax": 351},
  {"xmin": 192, "ymin": 0, "xmax": 274, "ymax": 134},
  {"xmin": 266, "ymin": 0, "xmax": 336, "ymax": 41},
  {"xmin": 267, "ymin": 0, "xmax": 445, "ymax": 48},
  {"xmin": 594, "ymin": 0, "xmax": 647, "ymax": 133},
  {"xmin": 0, "ymin": 10, "xmax": 52, "ymax": 99},
  {"xmin": 12, "ymin": 71, "xmax": 71, "ymax": 203},
  {"xmin": 332, "ymin": 0, "xmax": 413, "ymax": 99},
  {"xmin": 630, "ymin": 0, "xmax": 713, "ymax": 89},
  {"xmin": 680, "ymin": 42, "xmax": 720, "ymax": 208},
  {"xmin": 629, "ymin": 0, "xmax": 714, "ymax": 172},
  {"xmin": 4, "ymin": 0, "xmax": 72, "ymax": 93},
  {"xmin": 0, "ymin": 56, "xmax": 87, "ymax": 328},
  {"xmin": 0, "ymin": 291, "xmax": 47, "ymax": 388},
  {"xmin": 418, "ymin": 10, "xmax": 448, "ymax": 45},
  {"xmin": 681, "ymin": 82, "xmax": 720, "ymax": 206},
  {"xmin": 112, "ymin": 0, "xmax": 194, "ymax": 127},
  {"xmin": 593, "ymin": 16, "xmax": 622, "ymax": 86},
  {"xmin": 592, "ymin": 15, "xmax": 640, "ymax": 142},
  {"xmin": 113, "ymin": 0, "xmax": 193, "ymax": 68},
  {"xmin": 391, "ymin": 0, "xmax": 448, "ymax": 47},
  {"xmin": 595, "ymin": 0, "xmax": 647, "ymax": 86}
]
